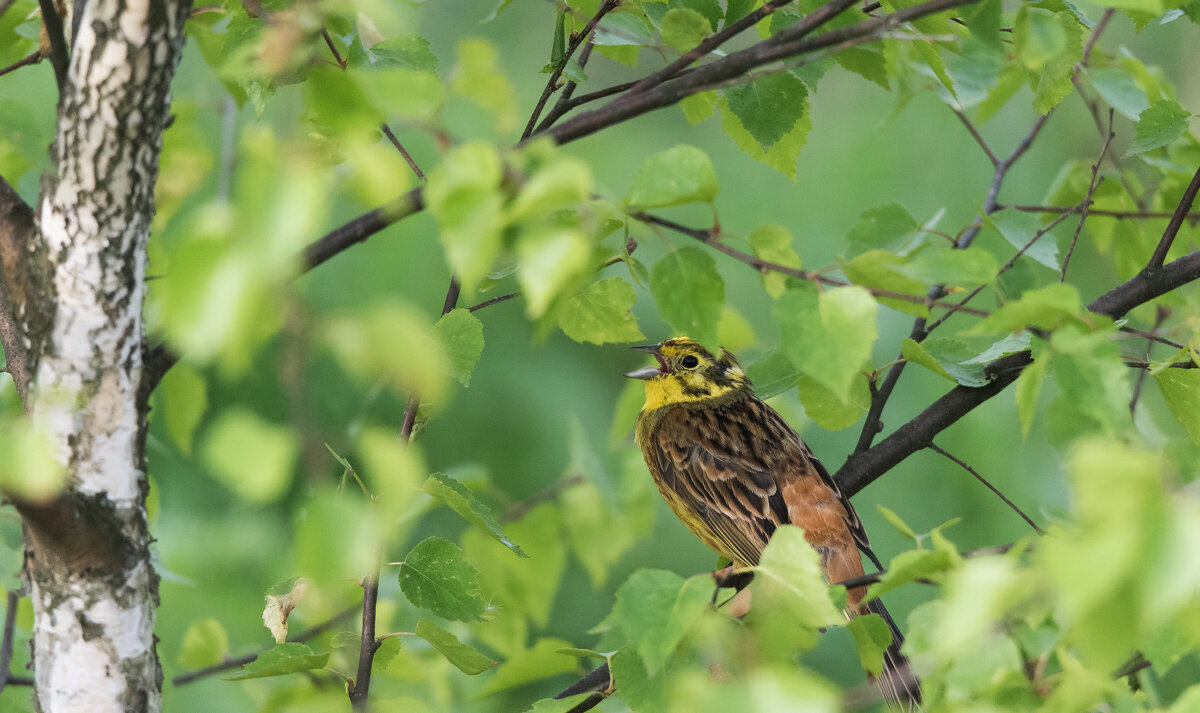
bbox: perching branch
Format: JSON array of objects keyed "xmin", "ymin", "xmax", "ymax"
[
  {"xmin": 1147, "ymin": 161, "xmax": 1200, "ymax": 270},
  {"xmin": 35, "ymin": 0, "xmax": 68, "ymax": 92}
]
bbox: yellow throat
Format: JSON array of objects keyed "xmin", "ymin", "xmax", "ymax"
[{"xmin": 625, "ymin": 337, "xmax": 750, "ymax": 411}]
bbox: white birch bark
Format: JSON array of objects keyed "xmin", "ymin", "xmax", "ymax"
[{"xmin": 25, "ymin": 1, "xmax": 190, "ymax": 711}]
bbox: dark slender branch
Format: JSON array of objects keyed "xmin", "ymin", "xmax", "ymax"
[
  {"xmin": 929, "ymin": 443, "xmax": 1044, "ymax": 534},
  {"xmin": 381, "ymin": 126, "xmax": 426, "ymax": 181},
  {"xmin": 1124, "ymin": 359, "xmax": 1196, "ymax": 369},
  {"xmin": 838, "ymin": 247, "xmax": 1200, "ymax": 496},
  {"xmin": 631, "ymin": 212, "xmax": 990, "ymax": 317},
  {"xmin": 534, "ymin": 40, "xmax": 596, "ymax": 132},
  {"xmin": 0, "ymin": 590, "xmax": 19, "ymax": 696},
  {"xmin": 1129, "ymin": 306, "xmax": 1170, "ymax": 415},
  {"xmin": 1061, "ymin": 110, "xmax": 1114, "ymax": 282},
  {"xmin": 0, "ymin": 0, "xmax": 17, "ymax": 19},
  {"xmin": 501, "ymin": 473, "xmax": 586, "ymax": 523},
  {"xmin": 1004, "ymin": 204, "xmax": 1200, "ymax": 221},
  {"xmin": 35, "ymin": 0, "xmax": 68, "ymax": 92},
  {"xmin": 321, "ymin": 29, "xmax": 346, "ymax": 67},
  {"xmin": 541, "ymin": 0, "xmax": 979, "ymax": 145},
  {"xmin": 626, "ymin": 0, "xmax": 798, "ymax": 95},
  {"xmin": 0, "ymin": 50, "xmax": 41, "ymax": 78},
  {"xmin": 173, "ymin": 605, "xmax": 360, "ymax": 686},
  {"xmin": 1148, "ymin": 161, "xmax": 1200, "ymax": 270},
  {"xmin": 302, "ymin": 188, "xmax": 424, "ymax": 271},
  {"xmin": 348, "ymin": 575, "xmax": 381, "ymax": 709},
  {"xmin": 468, "ymin": 291, "xmax": 519, "ymax": 312},
  {"xmin": 953, "ymin": 110, "xmax": 998, "ymax": 167},
  {"xmin": 523, "ymin": 0, "xmax": 619, "ymax": 140}
]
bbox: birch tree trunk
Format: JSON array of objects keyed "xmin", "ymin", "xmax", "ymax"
[{"xmin": 0, "ymin": 1, "xmax": 191, "ymax": 710}]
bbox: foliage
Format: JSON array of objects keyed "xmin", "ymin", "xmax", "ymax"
[{"xmin": 1, "ymin": 0, "xmax": 1200, "ymax": 712}]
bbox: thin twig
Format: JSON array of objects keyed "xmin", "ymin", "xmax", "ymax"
[
  {"xmin": 929, "ymin": 443, "xmax": 1044, "ymax": 534},
  {"xmin": 1147, "ymin": 161, "xmax": 1200, "ymax": 270},
  {"xmin": 173, "ymin": 605, "xmax": 360, "ymax": 686},
  {"xmin": 0, "ymin": 590, "xmax": 19, "ymax": 696},
  {"xmin": 523, "ymin": 0, "xmax": 619, "ymax": 140},
  {"xmin": 1004, "ymin": 205, "xmax": 1200, "ymax": 221},
  {"xmin": 322, "ymin": 29, "xmax": 346, "ymax": 67},
  {"xmin": 631, "ymin": 212, "xmax": 990, "ymax": 317},
  {"xmin": 535, "ymin": 39, "xmax": 596, "ymax": 133},
  {"xmin": 1129, "ymin": 306, "xmax": 1170, "ymax": 416},
  {"xmin": 35, "ymin": 0, "xmax": 68, "ymax": 92},
  {"xmin": 500, "ymin": 473, "xmax": 586, "ymax": 524},
  {"xmin": 468, "ymin": 291, "xmax": 519, "ymax": 312},
  {"xmin": 0, "ymin": 50, "xmax": 41, "ymax": 79},
  {"xmin": 1061, "ymin": 110, "xmax": 1114, "ymax": 282},
  {"xmin": 953, "ymin": 110, "xmax": 998, "ymax": 167}
]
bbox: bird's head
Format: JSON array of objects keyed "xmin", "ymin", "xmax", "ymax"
[{"xmin": 625, "ymin": 337, "xmax": 751, "ymax": 410}]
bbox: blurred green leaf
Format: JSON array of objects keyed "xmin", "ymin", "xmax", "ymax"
[
  {"xmin": 867, "ymin": 548, "xmax": 955, "ymax": 601},
  {"xmin": 595, "ymin": 9, "xmax": 656, "ymax": 46},
  {"xmin": 450, "ymin": 39, "xmax": 517, "ymax": 130},
  {"xmin": 612, "ymin": 646, "xmax": 667, "ymax": 713},
  {"xmin": 985, "ymin": 209, "xmax": 1061, "ymax": 270},
  {"xmin": 178, "ymin": 618, "xmax": 230, "ymax": 670},
  {"xmin": 225, "ymin": 642, "xmax": 328, "ymax": 680},
  {"xmin": 1127, "ymin": 99, "xmax": 1192, "ymax": 156},
  {"xmin": 324, "ymin": 301, "xmax": 448, "ymax": 404},
  {"xmin": 847, "ymin": 614, "xmax": 891, "ymax": 675},
  {"xmin": 747, "ymin": 351, "xmax": 803, "ymax": 399},
  {"xmin": 1086, "ymin": 67, "xmax": 1150, "ymax": 121},
  {"xmin": 627, "ymin": 144, "xmax": 719, "ymax": 208},
  {"xmin": 415, "ymin": 618, "xmax": 496, "ymax": 674},
  {"xmin": 201, "ymin": 408, "xmax": 297, "ymax": 503},
  {"xmin": 650, "ymin": 247, "xmax": 725, "ymax": 349},
  {"xmin": 425, "ymin": 141, "xmax": 505, "ymax": 292},
  {"xmin": 845, "ymin": 203, "xmax": 923, "ymax": 258},
  {"xmin": 423, "ymin": 472, "xmax": 526, "ymax": 557},
  {"xmin": 399, "ymin": 537, "xmax": 487, "ymax": 621},
  {"xmin": 969, "ymin": 283, "xmax": 1085, "ymax": 335},
  {"xmin": 158, "ymin": 363, "xmax": 207, "ymax": 455},
  {"xmin": 748, "ymin": 224, "xmax": 802, "ymax": 298},
  {"xmin": 680, "ymin": 91, "xmax": 717, "ymax": 125},
  {"xmin": 480, "ymin": 637, "xmax": 578, "ymax": 693},
  {"xmin": 433, "ymin": 309, "xmax": 485, "ymax": 387},
  {"xmin": 775, "ymin": 285, "xmax": 878, "ymax": 401},
  {"xmin": 516, "ymin": 222, "xmax": 593, "ymax": 318},
  {"xmin": 508, "ymin": 153, "xmax": 593, "ymax": 223}
]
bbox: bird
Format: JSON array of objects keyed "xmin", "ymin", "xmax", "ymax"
[{"xmin": 626, "ymin": 336, "xmax": 920, "ymax": 709}]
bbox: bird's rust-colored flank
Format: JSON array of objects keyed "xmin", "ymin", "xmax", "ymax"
[{"xmin": 627, "ymin": 337, "xmax": 920, "ymax": 709}]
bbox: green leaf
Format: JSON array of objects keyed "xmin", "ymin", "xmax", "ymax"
[
  {"xmin": 836, "ymin": 47, "xmax": 889, "ymax": 89},
  {"xmin": 1014, "ymin": 8, "xmax": 1067, "ymax": 70},
  {"xmin": 225, "ymin": 643, "xmax": 329, "ymax": 680},
  {"xmin": 794, "ymin": 374, "xmax": 870, "ymax": 431},
  {"xmin": 752, "ymin": 526, "xmax": 844, "ymax": 632},
  {"xmin": 900, "ymin": 338, "xmax": 995, "ymax": 387},
  {"xmin": 775, "ymin": 286, "xmax": 878, "ymax": 401},
  {"xmin": 717, "ymin": 96, "xmax": 810, "ymax": 178},
  {"xmin": 1155, "ymin": 368, "xmax": 1200, "ymax": 443},
  {"xmin": 986, "ymin": 210, "xmax": 1060, "ymax": 270},
  {"xmin": 650, "ymin": 247, "xmax": 725, "ymax": 349},
  {"xmin": 557, "ymin": 277, "xmax": 645, "ymax": 344},
  {"xmin": 866, "ymin": 549, "xmax": 956, "ymax": 601},
  {"xmin": 426, "ymin": 141, "xmax": 505, "ymax": 292},
  {"xmin": 1049, "ymin": 327, "xmax": 1133, "ymax": 436},
  {"xmin": 847, "ymin": 614, "xmax": 892, "ymax": 675},
  {"xmin": 508, "ymin": 153, "xmax": 594, "ymax": 223},
  {"xmin": 398, "ymin": 537, "xmax": 487, "ymax": 621},
  {"xmin": 748, "ymin": 224, "xmax": 802, "ymax": 297},
  {"xmin": 201, "ymin": 408, "xmax": 297, "ymax": 503},
  {"xmin": 415, "ymin": 618, "xmax": 496, "ymax": 674},
  {"xmin": 358, "ymin": 34, "xmax": 438, "ymax": 71},
  {"xmin": 903, "ymin": 246, "xmax": 998, "ymax": 286},
  {"xmin": 660, "ymin": 8, "xmax": 712, "ymax": 52},
  {"xmin": 626, "ymin": 144, "xmax": 718, "ymax": 208},
  {"xmin": 724, "ymin": 73, "xmax": 809, "ymax": 150},
  {"xmin": 528, "ymin": 694, "xmax": 598, "ymax": 713},
  {"xmin": 178, "ymin": 618, "xmax": 229, "ymax": 669},
  {"xmin": 324, "ymin": 302, "xmax": 448, "ymax": 404},
  {"xmin": 423, "ymin": 472, "xmax": 526, "ymax": 557},
  {"xmin": 969, "ymin": 283, "xmax": 1084, "ymax": 335},
  {"xmin": 841, "ymin": 250, "xmax": 928, "ymax": 317},
  {"xmin": 159, "ymin": 362, "xmax": 207, "ymax": 455},
  {"xmin": 595, "ymin": 9, "xmax": 656, "ymax": 46},
  {"xmin": 432, "ymin": 309, "xmax": 485, "ymax": 387},
  {"xmin": 609, "ymin": 569, "xmax": 712, "ymax": 673},
  {"xmin": 1126, "ymin": 99, "xmax": 1192, "ymax": 156},
  {"xmin": 845, "ymin": 203, "xmax": 923, "ymax": 258}
]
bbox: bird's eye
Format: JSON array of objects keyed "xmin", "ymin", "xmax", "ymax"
[{"xmin": 681, "ymin": 355, "xmax": 700, "ymax": 369}]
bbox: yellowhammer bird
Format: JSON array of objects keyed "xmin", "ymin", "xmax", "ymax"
[{"xmin": 627, "ymin": 337, "xmax": 920, "ymax": 709}]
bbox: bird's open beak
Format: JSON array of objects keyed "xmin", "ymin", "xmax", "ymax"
[{"xmin": 625, "ymin": 343, "xmax": 667, "ymax": 380}]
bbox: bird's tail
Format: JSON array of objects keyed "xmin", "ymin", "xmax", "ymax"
[{"xmin": 863, "ymin": 597, "xmax": 922, "ymax": 710}]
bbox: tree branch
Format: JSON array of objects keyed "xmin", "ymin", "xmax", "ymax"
[
  {"xmin": 928, "ymin": 443, "xmax": 1043, "ymax": 534},
  {"xmin": 0, "ymin": 50, "xmax": 42, "ymax": 79},
  {"xmin": 1060, "ymin": 110, "xmax": 1114, "ymax": 282},
  {"xmin": 0, "ymin": 175, "xmax": 35, "ymax": 404},
  {"xmin": 1147, "ymin": 160, "xmax": 1200, "ymax": 270},
  {"xmin": 837, "ymin": 247, "xmax": 1200, "ymax": 497},
  {"xmin": 35, "ymin": 0, "xmax": 68, "ymax": 92}
]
